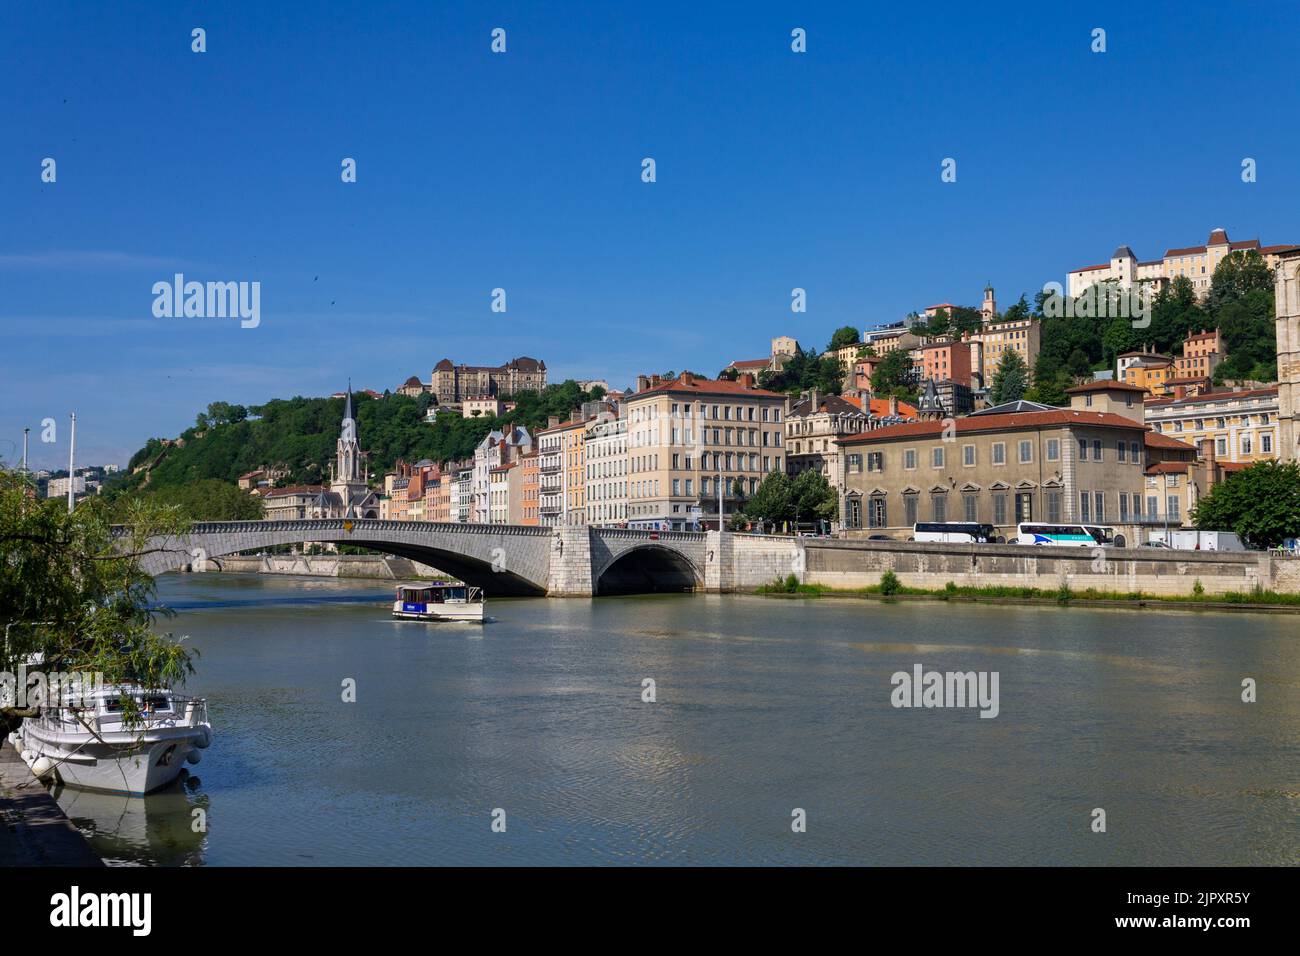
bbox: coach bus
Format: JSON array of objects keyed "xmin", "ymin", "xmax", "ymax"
[
  {"xmin": 1016, "ymin": 523, "xmax": 1123, "ymax": 547},
  {"xmin": 911, "ymin": 522, "xmax": 997, "ymax": 543}
]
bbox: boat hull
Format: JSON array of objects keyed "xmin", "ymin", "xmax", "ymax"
[
  {"xmin": 17, "ymin": 724, "xmax": 210, "ymax": 796},
  {"xmin": 391, "ymin": 605, "xmax": 484, "ymax": 623}
]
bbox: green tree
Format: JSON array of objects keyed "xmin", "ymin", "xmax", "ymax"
[
  {"xmin": 790, "ymin": 469, "xmax": 838, "ymax": 527},
  {"xmin": 124, "ymin": 479, "xmax": 265, "ymax": 521},
  {"xmin": 744, "ymin": 471, "xmax": 793, "ymax": 526},
  {"xmin": 828, "ymin": 326, "xmax": 861, "ymax": 351},
  {"xmin": 1, "ymin": 468, "xmax": 196, "ymax": 733},
  {"xmin": 1190, "ymin": 460, "xmax": 1300, "ymax": 549},
  {"xmin": 989, "ymin": 349, "xmax": 1029, "ymax": 404},
  {"xmin": 1207, "ymin": 250, "xmax": 1274, "ymax": 311},
  {"xmin": 870, "ymin": 349, "xmax": 917, "ymax": 400}
]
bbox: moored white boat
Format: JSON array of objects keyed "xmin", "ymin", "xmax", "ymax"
[
  {"xmin": 392, "ymin": 581, "xmax": 485, "ymax": 623},
  {"xmin": 11, "ymin": 686, "xmax": 212, "ymax": 796}
]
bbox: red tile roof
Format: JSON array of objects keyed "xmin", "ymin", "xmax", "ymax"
[
  {"xmin": 838, "ymin": 409, "xmax": 1145, "ymax": 445},
  {"xmin": 1146, "ymin": 461, "xmax": 1193, "ymax": 475},
  {"xmin": 1065, "ymin": 380, "xmax": 1148, "ymax": 394},
  {"xmin": 632, "ymin": 374, "xmax": 785, "ymax": 399},
  {"xmin": 1145, "ymin": 431, "xmax": 1198, "ymax": 452},
  {"xmin": 1072, "ymin": 263, "xmax": 1111, "ymax": 273},
  {"xmin": 728, "ymin": 358, "xmax": 770, "ymax": 369}
]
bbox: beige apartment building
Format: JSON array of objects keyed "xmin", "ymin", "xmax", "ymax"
[
  {"xmin": 1068, "ymin": 228, "xmax": 1298, "ymax": 299},
  {"xmin": 1145, "ymin": 387, "xmax": 1280, "ymax": 463},
  {"xmin": 585, "ymin": 413, "xmax": 628, "ymax": 527},
  {"xmin": 786, "ymin": 391, "xmax": 871, "ymax": 482},
  {"xmin": 537, "ymin": 416, "xmax": 587, "ymax": 526},
  {"xmin": 837, "ymin": 383, "xmax": 1193, "ymax": 536},
  {"xmin": 624, "ymin": 372, "xmax": 787, "ymax": 531}
]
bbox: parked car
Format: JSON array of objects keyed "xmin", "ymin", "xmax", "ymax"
[{"xmin": 1139, "ymin": 540, "xmax": 1172, "ymax": 549}]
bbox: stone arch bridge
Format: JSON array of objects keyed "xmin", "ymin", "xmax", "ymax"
[{"xmin": 128, "ymin": 519, "xmax": 779, "ymax": 596}]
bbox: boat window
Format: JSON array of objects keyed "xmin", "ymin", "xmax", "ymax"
[
  {"xmin": 142, "ymin": 695, "xmax": 172, "ymax": 711},
  {"xmin": 103, "ymin": 697, "xmax": 125, "ymax": 712}
]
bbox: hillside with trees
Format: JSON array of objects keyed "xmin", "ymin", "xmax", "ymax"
[{"xmin": 116, "ymin": 380, "xmax": 607, "ymax": 500}]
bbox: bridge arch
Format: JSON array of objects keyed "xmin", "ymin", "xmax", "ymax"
[
  {"xmin": 593, "ymin": 543, "xmax": 703, "ymax": 595},
  {"xmin": 134, "ymin": 520, "xmax": 553, "ymax": 596}
]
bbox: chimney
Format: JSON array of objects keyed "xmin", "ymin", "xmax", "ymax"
[
  {"xmin": 681, "ymin": 370, "xmax": 693, "ymax": 385},
  {"xmin": 651, "ymin": 374, "xmax": 661, "ymax": 387},
  {"xmin": 636, "ymin": 374, "xmax": 649, "ymax": 393},
  {"xmin": 738, "ymin": 372, "xmax": 755, "ymax": 388},
  {"xmin": 889, "ymin": 396, "xmax": 899, "ymax": 417},
  {"xmin": 548, "ymin": 415, "xmax": 559, "ymax": 428},
  {"xmin": 1202, "ymin": 437, "xmax": 1217, "ymax": 490},
  {"xmin": 809, "ymin": 388, "xmax": 820, "ymax": 411}
]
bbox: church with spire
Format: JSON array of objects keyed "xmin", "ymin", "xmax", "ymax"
[{"xmin": 308, "ymin": 384, "xmax": 380, "ymax": 519}]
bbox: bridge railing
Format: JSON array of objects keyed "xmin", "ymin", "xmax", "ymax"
[
  {"xmin": 592, "ymin": 528, "xmax": 707, "ymax": 542},
  {"xmin": 111, "ymin": 519, "xmax": 553, "ymax": 537}
]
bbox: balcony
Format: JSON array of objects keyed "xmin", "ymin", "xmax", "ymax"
[
  {"xmin": 540, "ymin": 474, "xmax": 562, "ymax": 493},
  {"xmin": 539, "ymin": 455, "xmax": 562, "ymax": 475}
]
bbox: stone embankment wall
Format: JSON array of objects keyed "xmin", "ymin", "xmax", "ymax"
[{"xmin": 758, "ymin": 539, "xmax": 1287, "ymax": 597}]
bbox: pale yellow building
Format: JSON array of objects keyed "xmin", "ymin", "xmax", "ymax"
[
  {"xmin": 1144, "ymin": 387, "xmax": 1280, "ymax": 463},
  {"xmin": 624, "ymin": 372, "xmax": 787, "ymax": 531},
  {"xmin": 1069, "ymin": 228, "xmax": 1298, "ymax": 299}
]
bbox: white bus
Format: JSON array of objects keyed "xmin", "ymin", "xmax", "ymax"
[
  {"xmin": 911, "ymin": 522, "xmax": 996, "ymax": 543},
  {"xmin": 1017, "ymin": 523, "xmax": 1123, "ymax": 547}
]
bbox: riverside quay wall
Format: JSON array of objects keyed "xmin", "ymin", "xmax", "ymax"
[{"xmin": 777, "ymin": 538, "xmax": 1295, "ymax": 597}]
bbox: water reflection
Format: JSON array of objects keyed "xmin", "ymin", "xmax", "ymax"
[{"xmin": 53, "ymin": 774, "xmax": 209, "ymax": 866}]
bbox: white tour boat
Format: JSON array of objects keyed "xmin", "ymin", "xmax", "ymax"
[
  {"xmin": 10, "ymin": 686, "xmax": 212, "ymax": 796},
  {"xmin": 392, "ymin": 581, "xmax": 485, "ymax": 623}
]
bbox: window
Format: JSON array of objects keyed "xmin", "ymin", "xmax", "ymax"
[
  {"xmin": 868, "ymin": 497, "xmax": 886, "ymax": 529},
  {"xmin": 1119, "ymin": 494, "xmax": 1129, "ymax": 522},
  {"xmin": 1047, "ymin": 490, "xmax": 1061, "ymax": 522},
  {"xmin": 846, "ymin": 497, "xmax": 862, "ymax": 529},
  {"xmin": 1215, "ymin": 437, "xmax": 1227, "ymax": 456},
  {"xmin": 1015, "ymin": 492, "xmax": 1033, "ymax": 523},
  {"xmin": 1130, "ymin": 440, "xmax": 1140, "ymax": 462},
  {"xmin": 1132, "ymin": 493, "xmax": 1142, "ymax": 517},
  {"xmin": 867, "ymin": 452, "xmax": 884, "ymax": 473},
  {"xmin": 1092, "ymin": 439, "xmax": 1103, "ymax": 461},
  {"xmin": 1046, "ymin": 439, "xmax": 1060, "ymax": 462},
  {"xmin": 1242, "ymin": 435, "xmax": 1253, "ymax": 456},
  {"xmin": 992, "ymin": 442, "xmax": 1006, "ymax": 465},
  {"xmin": 1094, "ymin": 492, "xmax": 1104, "ymax": 522},
  {"xmin": 1080, "ymin": 492, "xmax": 1090, "ymax": 522},
  {"xmin": 1117, "ymin": 442, "xmax": 1126, "ymax": 463},
  {"xmin": 1018, "ymin": 440, "xmax": 1032, "ymax": 463},
  {"xmin": 932, "ymin": 447, "xmax": 944, "ymax": 468},
  {"xmin": 904, "ymin": 494, "xmax": 919, "ymax": 526},
  {"xmin": 1078, "ymin": 439, "xmax": 1088, "ymax": 461},
  {"xmin": 931, "ymin": 494, "xmax": 947, "ymax": 523},
  {"xmin": 993, "ymin": 493, "xmax": 1007, "ymax": 525},
  {"xmin": 963, "ymin": 445, "xmax": 975, "ymax": 466},
  {"xmin": 1167, "ymin": 496, "xmax": 1180, "ymax": 522},
  {"xmin": 1263, "ymin": 433, "xmax": 1273, "ymax": 454},
  {"xmin": 848, "ymin": 453, "xmax": 863, "ymax": 474},
  {"xmin": 904, "ymin": 449, "xmax": 917, "ymax": 470}
]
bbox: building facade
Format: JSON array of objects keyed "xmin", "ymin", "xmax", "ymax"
[
  {"xmin": 837, "ymin": 407, "xmax": 1155, "ymax": 536},
  {"xmin": 1144, "ymin": 387, "xmax": 1280, "ymax": 464},
  {"xmin": 1068, "ymin": 228, "xmax": 1299, "ymax": 299},
  {"xmin": 585, "ymin": 413, "xmax": 628, "ymax": 527},
  {"xmin": 624, "ymin": 372, "xmax": 787, "ymax": 531},
  {"xmin": 430, "ymin": 356, "xmax": 546, "ymax": 404}
]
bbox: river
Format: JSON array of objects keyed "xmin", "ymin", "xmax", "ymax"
[{"xmin": 52, "ymin": 573, "xmax": 1300, "ymax": 866}]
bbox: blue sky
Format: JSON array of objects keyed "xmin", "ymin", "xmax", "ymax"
[{"xmin": 4, "ymin": 0, "xmax": 1299, "ymax": 468}]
